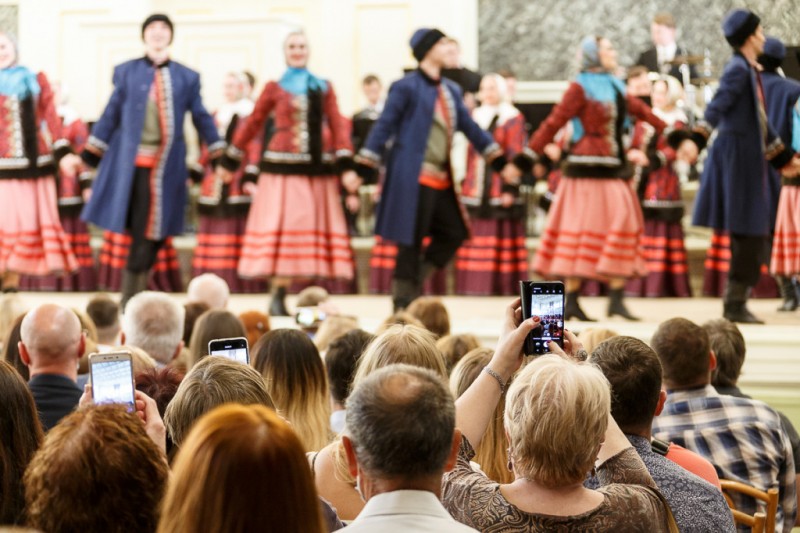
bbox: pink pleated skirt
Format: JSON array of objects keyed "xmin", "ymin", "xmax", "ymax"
[
  {"xmin": 532, "ymin": 177, "xmax": 647, "ymax": 280},
  {"xmin": 0, "ymin": 178, "xmax": 78, "ymax": 276},
  {"xmin": 771, "ymin": 185, "xmax": 800, "ymax": 276},
  {"xmin": 239, "ymin": 174, "xmax": 354, "ymax": 280}
]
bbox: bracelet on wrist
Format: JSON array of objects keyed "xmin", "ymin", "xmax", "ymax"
[{"xmin": 483, "ymin": 366, "xmax": 507, "ymax": 394}]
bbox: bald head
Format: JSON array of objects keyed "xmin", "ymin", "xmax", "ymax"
[{"xmin": 20, "ymin": 304, "xmax": 83, "ymax": 366}]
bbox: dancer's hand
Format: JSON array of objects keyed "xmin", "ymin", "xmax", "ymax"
[
  {"xmin": 342, "ymin": 170, "xmax": 362, "ymax": 193},
  {"xmin": 627, "ymin": 148, "xmax": 650, "ymax": 167},
  {"xmin": 780, "ymin": 155, "xmax": 800, "ymax": 178},
  {"xmin": 216, "ymin": 167, "xmax": 234, "ymax": 184},
  {"xmin": 501, "ymin": 192, "xmax": 515, "ymax": 208},
  {"xmin": 59, "ymin": 153, "xmax": 82, "ymax": 177},
  {"xmin": 242, "ymin": 182, "xmax": 258, "ymax": 196},
  {"xmin": 543, "ymin": 143, "xmax": 562, "ymax": 162}
]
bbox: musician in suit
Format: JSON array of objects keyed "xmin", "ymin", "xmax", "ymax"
[{"xmin": 636, "ymin": 12, "xmax": 696, "ymax": 82}]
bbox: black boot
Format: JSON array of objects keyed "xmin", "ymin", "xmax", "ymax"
[
  {"xmin": 392, "ymin": 278, "xmax": 419, "ymax": 312},
  {"xmin": 607, "ymin": 288, "xmax": 640, "ymax": 321},
  {"xmin": 565, "ymin": 291, "xmax": 596, "ymax": 322},
  {"xmin": 120, "ymin": 270, "xmax": 148, "ymax": 311},
  {"xmin": 723, "ymin": 281, "xmax": 763, "ymax": 324},
  {"xmin": 269, "ymin": 286, "xmax": 290, "ymax": 316},
  {"xmin": 776, "ymin": 276, "xmax": 799, "ymax": 312}
]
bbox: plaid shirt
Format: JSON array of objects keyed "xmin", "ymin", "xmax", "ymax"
[{"xmin": 652, "ymin": 385, "xmax": 797, "ymax": 532}]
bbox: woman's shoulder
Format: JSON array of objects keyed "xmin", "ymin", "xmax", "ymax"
[{"xmin": 595, "ymin": 484, "xmax": 669, "ymax": 528}]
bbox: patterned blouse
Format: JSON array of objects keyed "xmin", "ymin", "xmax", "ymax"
[{"xmin": 442, "ymin": 436, "xmax": 672, "ymax": 532}]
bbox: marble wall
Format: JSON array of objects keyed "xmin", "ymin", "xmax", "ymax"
[
  {"xmin": 0, "ymin": 5, "xmax": 18, "ymax": 37},
  {"xmin": 479, "ymin": 0, "xmax": 800, "ymax": 81}
]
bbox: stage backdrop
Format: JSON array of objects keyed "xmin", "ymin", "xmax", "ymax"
[{"xmin": 479, "ymin": 0, "xmax": 800, "ymax": 81}]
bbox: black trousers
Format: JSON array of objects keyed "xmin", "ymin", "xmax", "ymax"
[
  {"xmin": 728, "ymin": 233, "xmax": 770, "ymax": 287},
  {"xmin": 394, "ymin": 185, "xmax": 467, "ymax": 282},
  {"xmin": 126, "ymin": 166, "xmax": 166, "ymax": 273}
]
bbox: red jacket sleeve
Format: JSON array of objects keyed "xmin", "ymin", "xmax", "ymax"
[
  {"xmin": 222, "ymin": 82, "xmax": 278, "ymax": 170},
  {"xmin": 529, "ymin": 82, "xmax": 587, "ymax": 155}
]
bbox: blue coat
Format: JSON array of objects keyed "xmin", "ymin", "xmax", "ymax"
[
  {"xmin": 359, "ymin": 71, "xmax": 498, "ymax": 246},
  {"xmin": 762, "ymin": 72, "xmax": 800, "ymax": 185},
  {"xmin": 82, "ymin": 58, "xmax": 222, "ymax": 239},
  {"xmin": 693, "ymin": 54, "xmax": 792, "ymax": 236}
]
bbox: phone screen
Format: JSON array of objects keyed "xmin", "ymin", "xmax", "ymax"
[
  {"xmin": 520, "ymin": 281, "xmax": 565, "ymax": 355},
  {"xmin": 209, "ymin": 337, "xmax": 249, "ymax": 365},
  {"xmin": 91, "ymin": 359, "xmax": 135, "ymax": 410}
]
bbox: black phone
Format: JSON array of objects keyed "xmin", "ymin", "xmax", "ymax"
[
  {"xmin": 208, "ymin": 337, "xmax": 249, "ymax": 365},
  {"xmin": 519, "ymin": 281, "xmax": 565, "ymax": 355},
  {"xmin": 89, "ymin": 351, "xmax": 136, "ymax": 411}
]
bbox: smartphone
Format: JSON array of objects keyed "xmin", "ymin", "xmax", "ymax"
[
  {"xmin": 208, "ymin": 337, "xmax": 249, "ymax": 365},
  {"xmin": 89, "ymin": 351, "xmax": 136, "ymax": 411},
  {"xmin": 519, "ymin": 281, "xmax": 565, "ymax": 355},
  {"xmin": 295, "ymin": 307, "xmax": 326, "ymax": 328}
]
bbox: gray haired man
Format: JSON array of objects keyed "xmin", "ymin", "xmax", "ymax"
[{"xmin": 342, "ymin": 364, "xmax": 477, "ymax": 532}]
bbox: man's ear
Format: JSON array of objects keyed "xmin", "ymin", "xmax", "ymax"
[
  {"xmin": 708, "ymin": 350, "xmax": 717, "ymax": 372},
  {"xmin": 77, "ymin": 332, "xmax": 86, "ymax": 359},
  {"xmin": 120, "ymin": 332, "xmax": 126, "ymax": 345},
  {"xmin": 18, "ymin": 342, "xmax": 31, "ymax": 366},
  {"xmin": 342, "ymin": 435, "xmax": 359, "ymax": 478},
  {"xmin": 654, "ymin": 389, "xmax": 667, "ymax": 417},
  {"xmin": 443, "ymin": 428, "xmax": 463, "ymax": 472}
]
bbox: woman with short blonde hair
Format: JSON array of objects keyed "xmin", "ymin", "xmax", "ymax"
[{"xmin": 158, "ymin": 404, "xmax": 324, "ymax": 533}]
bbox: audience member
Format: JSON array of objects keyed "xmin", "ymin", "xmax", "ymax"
[
  {"xmin": 85, "ymin": 294, "xmax": 121, "ymax": 349},
  {"xmin": 651, "ymin": 317, "xmax": 797, "ymax": 531},
  {"xmin": 313, "ymin": 324, "xmax": 447, "ymax": 520},
  {"xmin": 0, "ymin": 294, "xmax": 26, "ymax": 353},
  {"xmin": 19, "ymin": 304, "xmax": 85, "ymax": 431},
  {"xmin": 72, "ymin": 308, "xmax": 98, "ymax": 376},
  {"xmin": 296, "ymin": 285, "xmax": 330, "ymax": 308},
  {"xmin": 121, "ymin": 291, "xmax": 185, "ymax": 366},
  {"xmin": 0, "ymin": 360, "xmax": 43, "ymax": 525},
  {"xmin": 123, "ymin": 344, "xmax": 158, "ymax": 375},
  {"xmin": 314, "ymin": 315, "xmax": 359, "ymax": 354},
  {"xmin": 449, "ymin": 347, "xmax": 512, "ymax": 483},
  {"xmin": 158, "ymin": 404, "xmax": 327, "ymax": 533},
  {"xmin": 342, "ymin": 364, "xmax": 478, "ymax": 532},
  {"xmin": 186, "ymin": 273, "xmax": 230, "ymax": 310},
  {"xmin": 135, "ymin": 366, "xmax": 184, "ymax": 418},
  {"xmin": 239, "ymin": 309, "xmax": 270, "ymax": 348},
  {"xmin": 406, "ymin": 296, "xmax": 451, "ymax": 338},
  {"xmin": 324, "ymin": 329, "xmax": 375, "ymax": 433},
  {"xmin": 590, "ymin": 336, "xmax": 734, "ymax": 531},
  {"xmin": 182, "ymin": 301, "xmax": 210, "ymax": 347},
  {"xmin": 163, "ymin": 356, "xmax": 274, "ymax": 447},
  {"xmin": 376, "ymin": 310, "xmax": 424, "ymax": 333},
  {"xmin": 577, "ymin": 326, "xmax": 619, "ymax": 354},
  {"xmin": 442, "ymin": 304, "xmax": 673, "ymax": 530},
  {"xmin": 2, "ymin": 313, "xmax": 27, "ymax": 380},
  {"xmin": 436, "ymin": 333, "xmax": 481, "ymax": 374},
  {"xmin": 187, "ymin": 309, "xmax": 246, "ymax": 369},
  {"xmin": 24, "ymin": 404, "xmax": 169, "ymax": 533},
  {"xmin": 705, "ymin": 318, "xmax": 800, "ymax": 493},
  {"xmin": 252, "ymin": 329, "xmax": 331, "ymax": 452}
]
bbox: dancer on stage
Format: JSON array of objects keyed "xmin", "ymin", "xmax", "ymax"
[
  {"xmin": 507, "ymin": 36, "xmax": 667, "ymax": 321},
  {"xmin": 217, "ymin": 30, "xmax": 357, "ymax": 316},
  {"xmin": 456, "ymin": 73, "xmax": 528, "ymax": 295},
  {"xmin": 0, "ymin": 31, "xmax": 81, "ymax": 293},
  {"xmin": 192, "ymin": 72, "xmax": 265, "ymax": 294},
  {"xmin": 628, "ymin": 75, "xmax": 696, "ymax": 298},
  {"xmin": 81, "ymin": 14, "xmax": 223, "ymax": 308},
  {"xmin": 356, "ymin": 28, "xmax": 506, "ymax": 310},
  {"xmin": 761, "ymin": 37, "xmax": 800, "ymax": 312},
  {"xmin": 692, "ymin": 10, "xmax": 800, "ymax": 323}
]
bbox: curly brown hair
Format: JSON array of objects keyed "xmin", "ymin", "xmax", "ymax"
[{"xmin": 24, "ymin": 404, "xmax": 169, "ymax": 533}]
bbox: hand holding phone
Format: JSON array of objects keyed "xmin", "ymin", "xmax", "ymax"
[
  {"xmin": 519, "ymin": 281, "xmax": 565, "ymax": 355},
  {"xmin": 89, "ymin": 351, "xmax": 136, "ymax": 411},
  {"xmin": 208, "ymin": 337, "xmax": 249, "ymax": 365}
]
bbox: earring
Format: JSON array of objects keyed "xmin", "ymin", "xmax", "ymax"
[{"xmin": 506, "ymin": 448, "xmax": 513, "ymax": 472}]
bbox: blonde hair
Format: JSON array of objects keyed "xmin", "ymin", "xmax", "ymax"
[
  {"xmin": 333, "ymin": 324, "xmax": 447, "ymax": 481},
  {"xmin": 504, "ymin": 355, "xmax": 610, "ymax": 487},
  {"xmin": 376, "ymin": 311, "xmax": 424, "ymax": 333},
  {"xmin": 163, "ymin": 356, "xmax": 275, "ymax": 447},
  {"xmin": 252, "ymin": 329, "xmax": 331, "ymax": 452},
  {"xmin": 118, "ymin": 345, "xmax": 157, "ymax": 376},
  {"xmin": 577, "ymin": 327, "xmax": 619, "ymax": 355},
  {"xmin": 450, "ymin": 347, "xmax": 512, "ymax": 483},
  {"xmin": 0, "ymin": 294, "xmax": 26, "ymax": 351},
  {"xmin": 159, "ymin": 404, "xmax": 324, "ymax": 533},
  {"xmin": 314, "ymin": 315, "xmax": 358, "ymax": 354},
  {"xmin": 72, "ymin": 308, "xmax": 98, "ymax": 374}
]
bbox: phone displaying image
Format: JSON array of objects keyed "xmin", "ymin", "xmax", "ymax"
[
  {"xmin": 208, "ymin": 337, "xmax": 249, "ymax": 365},
  {"xmin": 519, "ymin": 281, "xmax": 565, "ymax": 355},
  {"xmin": 89, "ymin": 351, "xmax": 136, "ymax": 411}
]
